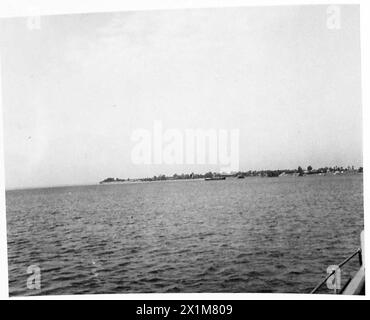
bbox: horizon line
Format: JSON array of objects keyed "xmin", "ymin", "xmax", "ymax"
[{"xmin": 5, "ymin": 163, "xmax": 363, "ymax": 192}]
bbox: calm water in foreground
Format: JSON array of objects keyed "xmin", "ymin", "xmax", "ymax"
[{"xmin": 6, "ymin": 175, "xmax": 363, "ymax": 295}]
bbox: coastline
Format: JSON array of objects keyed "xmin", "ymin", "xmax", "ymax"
[{"xmin": 99, "ymin": 172, "xmax": 363, "ymax": 185}]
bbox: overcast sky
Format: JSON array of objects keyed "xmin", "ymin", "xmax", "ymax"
[{"xmin": 0, "ymin": 5, "xmax": 362, "ymax": 189}]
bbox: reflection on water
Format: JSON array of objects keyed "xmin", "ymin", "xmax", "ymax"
[{"xmin": 6, "ymin": 175, "xmax": 363, "ymax": 295}]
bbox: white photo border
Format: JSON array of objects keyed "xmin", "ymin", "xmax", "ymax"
[{"xmin": 0, "ymin": 0, "xmax": 368, "ymax": 300}]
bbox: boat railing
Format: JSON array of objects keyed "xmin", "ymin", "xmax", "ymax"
[
  {"xmin": 310, "ymin": 248, "xmax": 362, "ymax": 294},
  {"xmin": 310, "ymin": 231, "xmax": 364, "ymax": 294}
]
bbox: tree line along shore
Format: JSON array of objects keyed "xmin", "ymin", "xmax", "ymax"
[{"xmin": 99, "ymin": 165, "xmax": 363, "ymax": 184}]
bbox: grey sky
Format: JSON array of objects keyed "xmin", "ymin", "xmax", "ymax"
[{"xmin": 0, "ymin": 5, "xmax": 362, "ymax": 189}]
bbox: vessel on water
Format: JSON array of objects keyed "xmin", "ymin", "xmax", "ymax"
[{"xmin": 204, "ymin": 176, "xmax": 226, "ymax": 181}]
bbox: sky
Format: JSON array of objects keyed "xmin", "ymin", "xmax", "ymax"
[{"xmin": 0, "ymin": 5, "xmax": 363, "ymax": 189}]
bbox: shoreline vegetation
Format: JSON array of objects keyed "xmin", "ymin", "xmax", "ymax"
[{"xmin": 99, "ymin": 165, "xmax": 363, "ymax": 184}]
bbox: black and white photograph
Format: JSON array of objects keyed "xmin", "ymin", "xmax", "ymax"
[{"xmin": 0, "ymin": 2, "xmax": 365, "ymax": 297}]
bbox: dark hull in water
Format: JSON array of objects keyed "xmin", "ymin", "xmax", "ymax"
[{"xmin": 204, "ymin": 177, "xmax": 226, "ymax": 181}]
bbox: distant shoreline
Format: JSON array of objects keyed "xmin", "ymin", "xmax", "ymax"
[
  {"xmin": 99, "ymin": 165, "xmax": 363, "ymax": 185},
  {"xmin": 99, "ymin": 171, "xmax": 363, "ymax": 185},
  {"xmin": 98, "ymin": 178, "xmax": 205, "ymax": 185},
  {"xmin": 5, "ymin": 168, "xmax": 363, "ymax": 191}
]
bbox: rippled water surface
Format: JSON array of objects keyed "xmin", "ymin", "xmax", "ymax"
[{"xmin": 6, "ymin": 175, "xmax": 363, "ymax": 295}]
